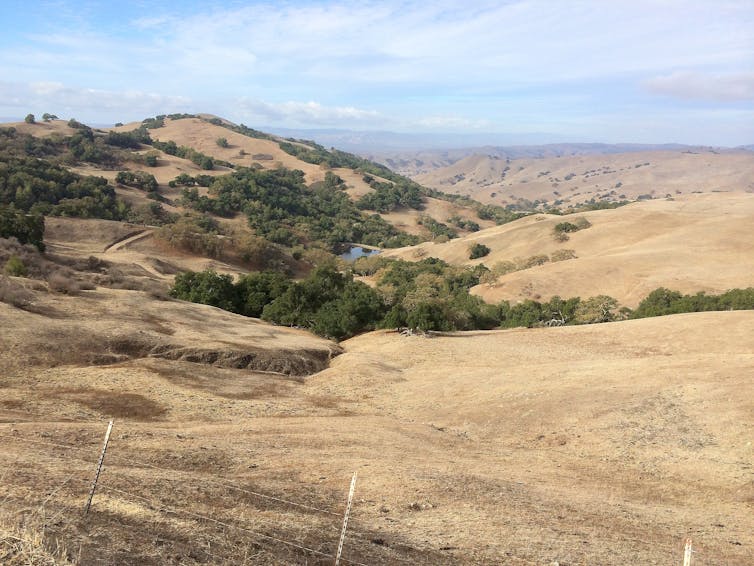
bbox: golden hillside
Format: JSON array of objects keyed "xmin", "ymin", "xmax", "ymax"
[
  {"xmin": 2, "ymin": 278, "xmax": 752, "ymax": 564},
  {"xmin": 415, "ymin": 150, "xmax": 754, "ymax": 208},
  {"xmin": 382, "ymin": 192, "xmax": 754, "ymax": 307}
]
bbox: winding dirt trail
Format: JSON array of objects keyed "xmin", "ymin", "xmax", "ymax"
[{"xmin": 103, "ymin": 229, "xmax": 154, "ymax": 253}]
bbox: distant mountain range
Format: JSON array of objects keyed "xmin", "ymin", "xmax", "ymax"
[{"xmin": 263, "ymin": 126, "xmax": 753, "ymax": 156}]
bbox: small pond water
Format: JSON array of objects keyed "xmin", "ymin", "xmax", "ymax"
[{"xmin": 339, "ymin": 246, "xmax": 381, "ymax": 261}]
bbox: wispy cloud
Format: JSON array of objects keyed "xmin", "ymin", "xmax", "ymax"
[
  {"xmin": 645, "ymin": 72, "xmax": 754, "ymax": 102},
  {"xmin": 0, "ymin": 81, "xmax": 192, "ymax": 120},
  {"xmin": 0, "ymin": 0, "xmax": 752, "ymax": 143},
  {"xmin": 237, "ymin": 99, "xmax": 382, "ymax": 126}
]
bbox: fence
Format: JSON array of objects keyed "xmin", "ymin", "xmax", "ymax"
[{"xmin": 0, "ymin": 423, "xmax": 710, "ymax": 565}]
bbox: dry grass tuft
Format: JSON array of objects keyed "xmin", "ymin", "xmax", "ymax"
[
  {"xmin": 0, "ymin": 512, "xmax": 72, "ymax": 565},
  {"xmin": 0, "ymin": 275, "xmax": 34, "ymax": 307}
]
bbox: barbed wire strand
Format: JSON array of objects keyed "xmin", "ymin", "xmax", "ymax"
[
  {"xmin": 0, "ymin": 433, "xmax": 341, "ymax": 516},
  {"xmin": 93, "ymin": 481, "xmax": 371, "ymax": 566}
]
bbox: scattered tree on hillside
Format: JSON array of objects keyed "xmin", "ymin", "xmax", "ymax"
[
  {"xmin": 24, "ymin": 114, "xmax": 35, "ymax": 124},
  {"xmin": 469, "ymin": 242, "xmax": 491, "ymax": 259}
]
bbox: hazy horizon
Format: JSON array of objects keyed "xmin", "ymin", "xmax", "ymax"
[{"xmin": 1, "ymin": 1, "xmax": 752, "ymax": 146}]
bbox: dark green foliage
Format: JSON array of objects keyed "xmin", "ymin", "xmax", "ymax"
[
  {"xmin": 144, "ymin": 154, "xmax": 158, "ymax": 167},
  {"xmin": 0, "ymin": 206, "xmax": 45, "ymax": 251},
  {"xmin": 356, "ymin": 176, "xmax": 424, "ymax": 213},
  {"xmin": 447, "ymin": 215, "xmax": 480, "ymax": 232},
  {"xmin": 261, "ymin": 265, "xmax": 385, "ymax": 339},
  {"xmin": 373, "ymin": 258, "xmax": 498, "ymax": 332},
  {"xmin": 554, "ymin": 221, "xmax": 580, "ymax": 233},
  {"xmin": 216, "ymin": 137, "xmax": 229, "ymax": 148},
  {"xmin": 0, "ymin": 152, "xmax": 128, "ymax": 220},
  {"xmin": 178, "ymin": 166, "xmax": 420, "ymax": 251},
  {"xmin": 2, "ymin": 122, "xmax": 123, "ymax": 168},
  {"xmin": 24, "ymin": 114, "xmax": 35, "ymax": 124},
  {"xmin": 476, "ymin": 203, "xmax": 524, "ymax": 225},
  {"xmin": 141, "ymin": 115, "xmax": 166, "ymax": 129},
  {"xmin": 278, "ymin": 141, "xmax": 405, "ymax": 183},
  {"xmin": 116, "ymin": 170, "xmax": 157, "ymax": 191},
  {"xmin": 417, "ymin": 215, "xmax": 457, "ymax": 240},
  {"xmin": 169, "ymin": 173, "xmax": 214, "ymax": 188},
  {"xmin": 105, "ymin": 128, "xmax": 151, "ymax": 149},
  {"xmin": 469, "ymin": 242, "xmax": 491, "ymax": 259},
  {"xmin": 67, "ymin": 119, "xmax": 86, "ymax": 129},
  {"xmin": 152, "ymin": 140, "xmax": 215, "ymax": 170},
  {"xmin": 169, "ymin": 270, "xmax": 238, "ymax": 311},
  {"xmin": 235, "ymin": 271, "xmax": 291, "ymax": 317},
  {"xmin": 499, "ymin": 296, "xmax": 583, "ymax": 328},
  {"xmin": 115, "ymin": 170, "xmax": 158, "ymax": 192},
  {"xmin": 631, "ymin": 287, "xmax": 754, "ymax": 318},
  {"xmin": 42, "ymin": 113, "xmax": 58, "ymax": 122}
]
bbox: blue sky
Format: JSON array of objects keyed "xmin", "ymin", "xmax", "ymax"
[{"xmin": 0, "ymin": 0, "xmax": 752, "ymax": 145}]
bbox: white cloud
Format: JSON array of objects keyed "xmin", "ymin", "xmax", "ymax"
[
  {"xmin": 236, "ymin": 98, "xmax": 381, "ymax": 126},
  {"xmin": 645, "ymin": 72, "xmax": 754, "ymax": 102},
  {"xmin": 0, "ymin": 81, "xmax": 192, "ymax": 120}
]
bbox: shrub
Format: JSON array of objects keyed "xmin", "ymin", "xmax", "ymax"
[
  {"xmin": 0, "ymin": 275, "xmax": 33, "ymax": 307},
  {"xmin": 47, "ymin": 270, "xmax": 83, "ymax": 294},
  {"xmin": 216, "ymin": 137, "xmax": 229, "ymax": 148},
  {"xmin": 4, "ymin": 255, "xmax": 27, "ymax": 277},
  {"xmin": 551, "ymin": 249, "xmax": 577, "ymax": 262},
  {"xmin": 469, "ymin": 242, "xmax": 491, "ymax": 259},
  {"xmin": 24, "ymin": 114, "xmax": 35, "ymax": 124}
]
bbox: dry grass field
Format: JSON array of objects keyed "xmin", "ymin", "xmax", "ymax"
[
  {"xmin": 414, "ymin": 150, "xmax": 754, "ymax": 208},
  {"xmin": 2, "ymin": 118, "xmax": 752, "ymax": 564},
  {"xmin": 1, "ymin": 280, "xmax": 752, "ymax": 564},
  {"xmin": 382, "ymin": 193, "xmax": 754, "ymax": 308}
]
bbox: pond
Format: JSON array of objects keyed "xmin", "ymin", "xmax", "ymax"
[{"xmin": 339, "ymin": 246, "xmax": 381, "ymax": 261}]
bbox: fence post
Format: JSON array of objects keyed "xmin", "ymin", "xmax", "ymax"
[
  {"xmin": 84, "ymin": 420, "xmax": 113, "ymax": 515},
  {"xmin": 334, "ymin": 472, "xmax": 357, "ymax": 566},
  {"xmin": 683, "ymin": 538, "xmax": 692, "ymax": 566}
]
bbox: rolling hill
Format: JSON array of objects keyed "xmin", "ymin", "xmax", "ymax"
[
  {"xmin": 1, "ymin": 113, "xmax": 752, "ymax": 564},
  {"xmin": 411, "ymin": 148, "xmax": 754, "ymax": 209},
  {"xmin": 381, "ymin": 192, "xmax": 754, "ymax": 308}
]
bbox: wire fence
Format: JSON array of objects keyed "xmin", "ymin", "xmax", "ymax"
[
  {"xmin": 0, "ymin": 429, "xmax": 412, "ymax": 565},
  {"xmin": 0, "ymin": 426, "xmax": 733, "ymax": 565}
]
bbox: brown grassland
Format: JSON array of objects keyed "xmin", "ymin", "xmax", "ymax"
[{"xmin": 0, "ymin": 118, "xmax": 752, "ymax": 564}]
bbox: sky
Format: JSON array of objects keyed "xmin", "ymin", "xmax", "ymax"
[{"xmin": 0, "ymin": 0, "xmax": 752, "ymax": 146}]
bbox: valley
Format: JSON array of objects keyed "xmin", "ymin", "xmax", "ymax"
[{"xmin": 1, "ymin": 114, "xmax": 752, "ymax": 565}]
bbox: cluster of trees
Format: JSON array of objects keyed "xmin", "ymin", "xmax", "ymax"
[
  {"xmin": 447, "ymin": 215, "xmax": 480, "ymax": 232},
  {"xmin": 179, "ymin": 166, "xmax": 421, "ymax": 251},
  {"xmin": 476, "ymin": 203, "xmax": 526, "ymax": 225},
  {"xmin": 151, "ymin": 140, "xmax": 216, "ymax": 170},
  {"xmin": 631, "ymin": 287, "xmax": 754, "ymax": 318},
  {"xmin": 417, "ymin": 215, "xmax": 458, "ymax": 240},
  {"xmin": 169, "ymin": 267, "xmax": 381, "ymax": 339},
  {"xmin": 0, "ymin": 153, "xmax": 128, "ymax": 220},
  {"xmin": 105, "ymin": 129, "xmax": 151, "ymax": 149},
  {"xmin": 168, "ymin": 173, "xmax": 215, "ymax": 188},
  {"xmin": 356, "ymin": 176, "xmax": 424, "ymax": 213},
  {"xmin": 115, "ymin": 171, "xmax": 158, "ymax": 193},
  {"xmin": 553, "ymin": 217, "xmax": 591, "ymax": 241},
  {"xmin": 0, "ymin": 205, "xmax": 45, "ymax": 250},
  {"xmin": 169, "ymin": 254, "xmax": 754, "ymax": 341}
]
